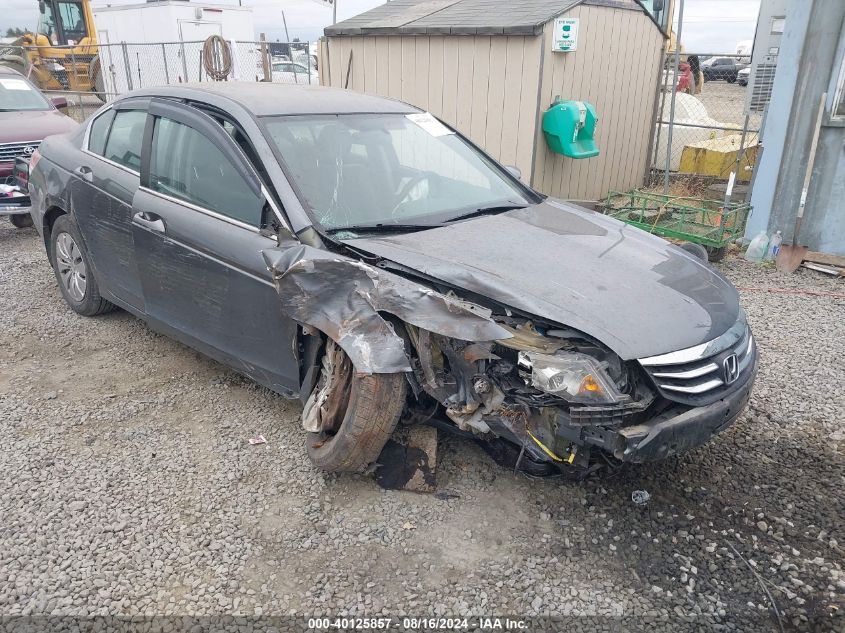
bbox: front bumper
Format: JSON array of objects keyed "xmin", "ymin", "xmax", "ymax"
[
  {"xmin": 0, "ymin": 202, "xmax": 31, "ymax": 217},
  {"xmin": 2, "ymin": 157, "xmax": 31, "ymax": 216},
  {"xmin": 612, "ymin": 345, "xmax": 758, "ymax": 462}
]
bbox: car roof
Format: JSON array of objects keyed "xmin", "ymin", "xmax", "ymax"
[
  {"xmin": 0, "ymin": 65, "xmax": 24, "ymax": 76},
  {"xmin": 128, "ymin": 82, "xmax": 420, "ymax": 116}
]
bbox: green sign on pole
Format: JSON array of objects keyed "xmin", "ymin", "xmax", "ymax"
[{"xmin": 552, "ymin": 17, "xmax": 579, "ymax": 52}]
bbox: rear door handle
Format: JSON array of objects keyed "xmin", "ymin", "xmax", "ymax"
[
  {"xmin": 133, "ymin": 211, "xmax": 165, "ymax": 233},
  {"xmin": 74, "ymin": 165, "xmax": 93, "ymax": 182}
]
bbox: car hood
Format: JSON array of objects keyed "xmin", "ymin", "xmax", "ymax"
[
  {"xmin": 0, "ymin": 109, "xmax": 78, "ymax": 144},
  {"xmin": 344, "ymin": 199, "xmax": 740, "ymax": 360}
]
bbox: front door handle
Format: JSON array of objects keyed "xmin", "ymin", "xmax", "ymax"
[
  {"xmin": 133, "ymin": 211, "xmax": 165, "ymax": 233},
  {"xmin": 74, "ymin": 165, "xmax": 93, "ymax": 182}
]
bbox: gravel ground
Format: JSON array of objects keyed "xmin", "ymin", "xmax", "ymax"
[{"xmin": 1, "ymin": 221, "xmax": 843, "ymax": 632}]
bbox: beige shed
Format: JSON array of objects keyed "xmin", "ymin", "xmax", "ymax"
[{"xmin": 319, "ymin": 0, "xmax": 665, "ymax": 201}]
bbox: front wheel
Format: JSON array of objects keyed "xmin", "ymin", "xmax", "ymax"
[
  {"xmin": 304, "ymin": 340, "xmax": 406, "ymax": 473},
  {"xmin": 49, "ymin": 214, "xmax": 115, "ymax": 316}
]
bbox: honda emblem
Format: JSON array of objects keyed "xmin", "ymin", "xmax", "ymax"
[{"xmin": 723, "ymin": 353, "xmax": 739, "ymax": 384}]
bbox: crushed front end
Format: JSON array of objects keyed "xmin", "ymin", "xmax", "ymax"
[
  {"xmin": 263, "ymin": 245, "xmax": 757, "ymax": 474},
  {"xmin": 404, "ymin": 310, "xmax": 757, "ymax": 472}
]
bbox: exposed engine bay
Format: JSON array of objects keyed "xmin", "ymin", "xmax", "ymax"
[{"xmin": 403, "ymin": 317, "xmax": 660, "ymax": 472}]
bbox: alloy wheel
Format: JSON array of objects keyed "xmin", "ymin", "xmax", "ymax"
[{"xmin": 55, "ymin": 232, "xmax": 87, "ymax": 302}]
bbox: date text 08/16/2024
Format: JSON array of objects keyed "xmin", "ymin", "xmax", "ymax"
[{"xmin": 308, "ymin": 617, "xmax": 529, "ymax": 630}]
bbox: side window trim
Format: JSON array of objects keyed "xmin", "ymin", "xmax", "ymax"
[
  {"xmin": 144, "ymin": 98, "xmax": 261, "ymax": 198},
  {"xmin": 102, "ymin": 109, "xmax": 149, "ymax": 173},
  {"xmin": 82, "ymin": 99, "xmax": 150, "ymax": 176},
  {"xmin": 187, "ymin": 101, "xmax": 290, "ymax": 231},
  {"xmin": 139, "ymin": 183, "xmax": 263, "ymax": 234},
  {"xmin": 143, "ymin": 109, "xmax": 267, "ymax": 230},
  {"xmin": 85, "ymin": 107, "xmax": 115, "ymax": 153}
]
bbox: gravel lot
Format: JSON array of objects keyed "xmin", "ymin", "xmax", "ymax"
[{"xmin": 1, "ymin": 220, "xmax": 843, "ymax": 632}]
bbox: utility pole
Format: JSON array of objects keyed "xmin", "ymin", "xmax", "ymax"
[
  {"xmin": 333, "ymin": 0, "xmax": 337, "ymax": 25},
  {"xmin": 663, "ymin": 0, "xmax": 684, "ymax": 195},
  {"xmin": 282, "ymin": 10, "xmax": 290, "ymax": 42}
]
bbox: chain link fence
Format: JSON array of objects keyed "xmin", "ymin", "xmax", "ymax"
[
  {"xmin": 0, "ymin": 40, "xmax": 319, "ymax": 123},
  {"xmin": 650, "ymin": 53, "xmax": 762, "ymax": 187}
]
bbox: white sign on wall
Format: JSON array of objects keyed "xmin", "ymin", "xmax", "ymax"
[{"xmin": 552, "ymin": 17, "xmax": 579, "ymax": 52}]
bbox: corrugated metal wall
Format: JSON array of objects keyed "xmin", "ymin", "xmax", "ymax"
[{"xmin": 319, "ymin": 3, "xmax": 663, "ymax": 201}]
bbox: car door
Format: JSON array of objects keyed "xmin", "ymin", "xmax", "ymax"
[
  {"xmin": 130, "ymin": 98, "xmax": 300, "ymax": 395},
  {"xmin": 71, "ymin": 99, "xmax": 149, "ymax": 310}
]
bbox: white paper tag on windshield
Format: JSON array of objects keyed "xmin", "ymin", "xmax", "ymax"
[
  {"xmin": 406, "ymin": 112, "xmax": 454, "ymax": 137},
  {"xmin": 0, "ymin": 78, "xmax": 31, "ymax": 91}
]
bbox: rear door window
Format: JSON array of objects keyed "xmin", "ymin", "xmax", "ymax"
[
  {"xmin": 149, "ymin": 116, "xmax": 263, "ymax": 226},
  {"xmin": 103, "ymin": 109, "xmax": 146, "ymax": 171},
  {"xmin": 87, "ymin": 108, "xmax": 115, "ymax": 155}
]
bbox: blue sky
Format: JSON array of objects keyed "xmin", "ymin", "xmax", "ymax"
[{"xmin": 4, "ymin": 0, "xmax": 762, "ymax": 51}]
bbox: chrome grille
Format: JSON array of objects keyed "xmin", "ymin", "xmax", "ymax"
[
  {"xmin": 0, "ymin": 141, "xmax": 41, "ymax": 163},
  {"xmin": 639, "ymin": 316, "xmax": 755, "ymax": 406}
]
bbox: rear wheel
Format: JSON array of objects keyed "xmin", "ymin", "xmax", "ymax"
[
  {"xmin": 304, "ymin": 340, "xmax": 406, "ymax": 473},
  {"xmin": 49, "ymin": 214, "xmax": 115, "ymax": 316},
  {"xmin": 9, "ymin": 214, "xmax": 33, "ymax": 228}
]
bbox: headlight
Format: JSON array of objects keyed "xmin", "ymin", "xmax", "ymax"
[{"xmin": 518, "ymin": 351, "xmax": 625, "ymax": 404}]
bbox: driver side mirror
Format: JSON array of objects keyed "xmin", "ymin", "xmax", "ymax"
[
  {"xmin": 51, "ymin": 96, "xmax": 68, "ymax": 110},
  {"xmin": 504, "ymin": 165, "xmax": 522, "ymax": 181}
]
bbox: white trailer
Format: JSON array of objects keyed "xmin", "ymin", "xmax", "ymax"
[{"xmin": 92, "ymin": 1, "xmax": 258, "ymax": 93}]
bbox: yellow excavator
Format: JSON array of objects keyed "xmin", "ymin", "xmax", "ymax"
[{"xmin": 1, "ymin": 0, "xmax": 104, "ymax": 98}]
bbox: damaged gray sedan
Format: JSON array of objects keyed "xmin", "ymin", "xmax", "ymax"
[{"xmin": 28, "ymin": 83, "xmax": 758, "ymax": 474}]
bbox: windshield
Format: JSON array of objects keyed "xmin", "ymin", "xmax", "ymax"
[
  {"xmin": 37, "ymin": 1, "xmax": 85, "ymax": 44},
  {"xmin": 0, "ymin": 76, "xmax": 51, "ymax": 111},
  {"xmin": 263, "ymin": 113, "xmax": 531, "ymax": 231}
]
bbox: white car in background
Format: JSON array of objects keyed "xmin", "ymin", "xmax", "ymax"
[
  {"xmin": 652, "ymin": 92, "xmax": 729, "ymax": 171},
  {"xmin": 271, "ymin": 61, "xmax": 319, "ymax": 85}
]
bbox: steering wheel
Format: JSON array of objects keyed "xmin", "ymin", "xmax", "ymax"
[{"xmin": 389, "ymin": 173, "xmax": 429, "ymax": 216}]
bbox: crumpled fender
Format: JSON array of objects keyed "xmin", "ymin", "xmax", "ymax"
[{"xmin": 262, "ymin": 245, "xmax": 512, "ymax": 374}]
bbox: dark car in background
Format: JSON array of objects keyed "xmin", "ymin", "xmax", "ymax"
[
  {"xmin": 27, "ymin": 83, "xmax": 758, "ymax": 476},
  {"xmin": 702, "ymin": 57, "xmax": 748, "ymax": 83},
  {"xmin": 0, "ymin": 65, "xmax": 77, "ymax": 227}
]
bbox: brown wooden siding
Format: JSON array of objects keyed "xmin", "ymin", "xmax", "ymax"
[{"xmin": 319, "ymin": 3, "xmax": 662, "ymax": 200}]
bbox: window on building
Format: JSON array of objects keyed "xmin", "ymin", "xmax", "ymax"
[{"xmin": 637, "ymin": 0, "xmax": 670, "ymax": 32}]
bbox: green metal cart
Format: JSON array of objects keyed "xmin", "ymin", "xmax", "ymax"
[{"xmin": 603, "ymin": 190, "xmax": 751, "ymax": 262}]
